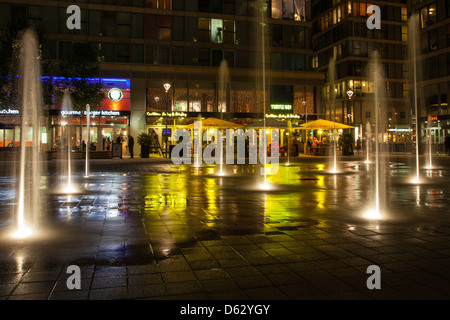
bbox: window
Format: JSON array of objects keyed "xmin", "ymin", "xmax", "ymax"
[
  {"xmin": 184, "ymin": 47, "xmax": 198, "ymax": 66},
  {"xmin": 223, "ymin": 20, "xmax": 235, "ymax": 44},
  {"xmin": 224, "ymin": 0, "xmax": 236, "ymax": 15},
  {"xmin": 132, "ymin": 13, "xmax": 144, "ymax": 38},
  {"xmin": 172, "ymin": 16, "xmax": 184, "ymax": 41},
  {"xmin": 312, "ymin": 55, "xmax": 318, "ymax": 69},
  {"xmin": 212, "ymin": 49, "xmax": 223, "ymax": 67},
  {"xmin": 199, "ymin": 48, "xmax": 210, "ymax": 66},
  {"xmin": 198, "ymin": 18, "xmax": 210, "ymax": 42},
  {"xmin": 401, "ymin": 7, "xmax": 407, "ymax": 22},
  {"xmin": 172, "ymin": 0, "xmax": 184, "ymax": 10},
  {"xmin": 199, "ymin": 0, "xmax": 210, "ymax": 12},
  {"xmin": 272, "ymin": 0, "xmax": 307, "ymax": 21},
  {"xmin": 283, "ymin": 25, "xmax": 293, "ymax": 48},
  {"xmin": 224, "ymin": 51, "xmax": 235, "ymax": 67},
  {"xmin": 132, "ymin": 44, "xmax": 144, "ymax": 63},
  {"xmin": 402, "ymin": 26, "xmax": 407, "ymax": 42},
  {"xmin": 145, "ymin": 14, "xmax": 158, "ymax": 39},
  {"xmin": 28, "ymin": 6, "xmax": 41, "ymax": 28},
  {"xmin": 146, "ymin": 45, "xmax": 157, "ymax": 64},
  {"xmin": 365, "ymin": 111, "xmax": 371, "ymax": 118},
  {"xmin": 102, "ymin": 43, "xmax": 115, "ymax": 62},
  {"xmin": 212, "ymin": 0, "xmax": 223, "ymax": 13},
  {"xmin": 42, "ymin": 40, "xmax": 57, "ymax": 59},
  {"xmin": 42, "ymin": 6, "xmax": 58, "ymax": 34},
  {"xmin": 420, "ymin": 3, "xmax": 437, "ymax": 28},
  {"xmin": 0, "ymin": 3, "xmax": 10, "ymax": 24},
  {"xmin": 186, "ymin": 0, "xmax": 199, "ymax": 11},
  {"xmin": 294, "ymin": 27, "xmax": 305, "ymax": 48},
  {"xmin": 116, "ymin": 44, "xmax": 130, "ymax": 63},
  {"xmin": 429, "ymin": 29, "xmax": 437, "ymax": 51},
  {"xmin": 159, "ymin": 46, "xmax": 170, "ymax": 65},
  {"xmin": 103, "ymin": 12, "xmax": 116, "ymax": 37},
  {"xmin": 185, "ymin": 17, "xmax": 198, "ymax": 42},
  {"xmin": 272, "ymin": 53, "xmax": 283, "ymax": 70},
  {"xmin": 236, "ymin": 1, "xmax": 247, "ymax": 16},
  {"xmin": 159, "ymin": 15, "xmax": 171, "ymax": 40},
  {"xmin": 117, "ymin": 13, "xmax": 131, "ymax": 38},
  {"xmin": 359, "ymin": 2, "xmax": 367, "ymax": 17},
  {"xmin": 172, "ymin": 47, "xmax": 184, "ymax": 65},
  {"xmin": 146, "ymin": 0, "xmax": 171, "ymax": 10},
  {"xmin": 211, "ymin": 19, "xmax": 223, "ymax": 43},
  {"xmin": 272, "ymin": 25, "xmax": 283, "ymax": 47}
]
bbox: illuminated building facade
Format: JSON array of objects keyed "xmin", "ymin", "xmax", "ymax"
[
  {"xmin": 0, "ymin": 0, "xmax": 325, "ymax": 155},
  {"xmin": 408, "ymin": 0, "xmax": 450, "ymax": 149},
  {"xmin": 311, "ymin": 0, "xmax": 411, "ymax": 143}
]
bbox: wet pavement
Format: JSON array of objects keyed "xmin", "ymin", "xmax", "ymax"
[{"xmin": 1, "ymin": 155, "xmax": 450, "ymax": 300}]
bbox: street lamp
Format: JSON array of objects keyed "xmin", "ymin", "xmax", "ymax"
[
  {"xmin": 347, "ymin": 89, "xmax": 354, "ymax": 125},
  {"xmin": 163, "ymin": 83, "xmax": 171, "ymax": 158},
  {"xmin": 347, "ymin": 90, "xmax": 354, "ymax": 100}
]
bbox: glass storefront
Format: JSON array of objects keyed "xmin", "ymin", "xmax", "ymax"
[{"xmin": 48, "ymin": 78, "xmax": 131, "ymax": 156}]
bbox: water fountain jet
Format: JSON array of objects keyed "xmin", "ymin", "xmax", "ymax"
[
  {"xmin": 218, "ymin": 60, "xmax": 229, "ymax": 176},
  {"xmin": 409, "ymin": 13, "xmax": 421, "ymax": 184},
  {"xmin": 362, "ymin": 51, "xmax": 389, "ymax": 220},
  {"xmin": 59, "ymin": 91, "xmax": 78, "ymax": 194},
  {"xmin": 12, "ymin": 29, "xmax": 45, "ymax": 238},
  {"xmin": 327, "ymin": 53, "xmax": 339, "ymax": 174}
]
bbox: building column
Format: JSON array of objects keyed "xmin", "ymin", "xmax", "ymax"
[{"xmin": 130, "ymin": 78, "xmax": 147, "ymax": 157}]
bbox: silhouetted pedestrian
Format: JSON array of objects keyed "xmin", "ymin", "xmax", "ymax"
[
  {"xmin": 128, "ymin": 135, "xmax": 134, "ymax": 158},
  {"xmin": 445, "ymin": 134, "xmax": 450, "ymax": 156},
  {"xmin": 105, "ymin": 137, "xmax": 111, "ymax": 151}
]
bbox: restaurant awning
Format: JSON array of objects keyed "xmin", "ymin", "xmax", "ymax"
[
  {"xmin": 298, "ymin": 119, "xmax": 354, "ymax": 130},
  {"xmin": 184, "ymin": 117, "xmax": 245, "ymax": 129}
]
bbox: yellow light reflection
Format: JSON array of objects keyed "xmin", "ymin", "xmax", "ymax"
[{"xmin": 316, "ymin": 164, "xmax": 326, "ymax": 171}]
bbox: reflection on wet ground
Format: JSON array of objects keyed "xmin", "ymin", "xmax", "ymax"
[{"xmin": 0, "ymin": 156, "xmax": 450, "ymax": 300}]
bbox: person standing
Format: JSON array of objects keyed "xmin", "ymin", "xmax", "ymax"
[
  {"xmin": 356, "ymin": 137, "xmax": 361, "ymax": 154},
  {"xmin": 128, "ymin": 135, "xmax": 135, "ymax": 158},
  {"xmin": 306, "ymin": 136, "xmax": 313, "ymax": 155},
  {"xmin": 445, "ymin": 134, "xmax": 450, "ymax": 156},
  {"xmin": 105, "ymin": 137, "xmax": 111, "ymax": 151}
]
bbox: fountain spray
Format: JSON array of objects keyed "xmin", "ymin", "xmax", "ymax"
[
  {"xmin": 85, "ymin": 104, "xmax": 90, "ymax": 178},
  {"xmin": 13, "ymin": 29, "xmax": 44, "ymax": 238}
]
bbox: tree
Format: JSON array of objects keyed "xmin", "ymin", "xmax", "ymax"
[
  {"xmin": 0, "ymin": 20, "xmax": 54, "ymax": 109},
  {"xmin": 54, "ymin": 42, "xmax": 104, "ymax": 110},
  {"xmin": 0, "ymin": 23, "xmax": 23, "ymax": 109}
]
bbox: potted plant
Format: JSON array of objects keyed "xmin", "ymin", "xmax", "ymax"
[
  {"xmin": 338, "ymin": 132, "xmax": 355, "ymax": 156},
  {"xmin": 137, "ymin": 132, "xmax": 154, "ymax": 158}
]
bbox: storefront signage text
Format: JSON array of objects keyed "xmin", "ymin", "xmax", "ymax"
[
  {"xmin": 0, "ymin": 109, "xmax": 20, "ymax": 115},
  {"xmin": 270, "ymin": 104, "xmax": 293, "ymax": 111},
  {"xmin": 60, "ymin": 110, "xmax": 123, "ymax": 117},
  {"xmin": 265, "ymin": 114, "xmax": 301, "ymax": 119},
  {"xmin": 146, "ymin": 111, "xmax": 188, "ymax": 118},
  {"xmin": 428, "ymin": 116, "xmax": 438, "ymax": 121}
]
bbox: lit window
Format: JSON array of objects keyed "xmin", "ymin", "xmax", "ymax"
[
  {"xmin": 211, "ymin": 19, "xmax": 223, "ymax": 44},
  {"xmin": 401, "ymin": 7, "xmax": 407, "ymax": 22}
]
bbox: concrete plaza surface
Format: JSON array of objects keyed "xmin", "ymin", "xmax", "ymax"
[{"xmin": 0, "ymin": 154, "xmax": 450, "ymax": 300}]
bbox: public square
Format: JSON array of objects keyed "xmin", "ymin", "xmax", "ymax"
[{"xmin": 1, "ymin": 154, "xmax": 450, "ymax": 301}]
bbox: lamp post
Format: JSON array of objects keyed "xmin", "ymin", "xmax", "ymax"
[
  {"xmin": 163, "ymin": 83, "xmax": 171, "ymax": 158},
  {"xmin": 347, "ymin": 90, "xmax": 354, "ymax": 125}
]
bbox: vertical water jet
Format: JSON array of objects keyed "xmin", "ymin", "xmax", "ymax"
[{"xmin": 13, "ymin": 29, "xmax": 44, "ymax": 238}]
